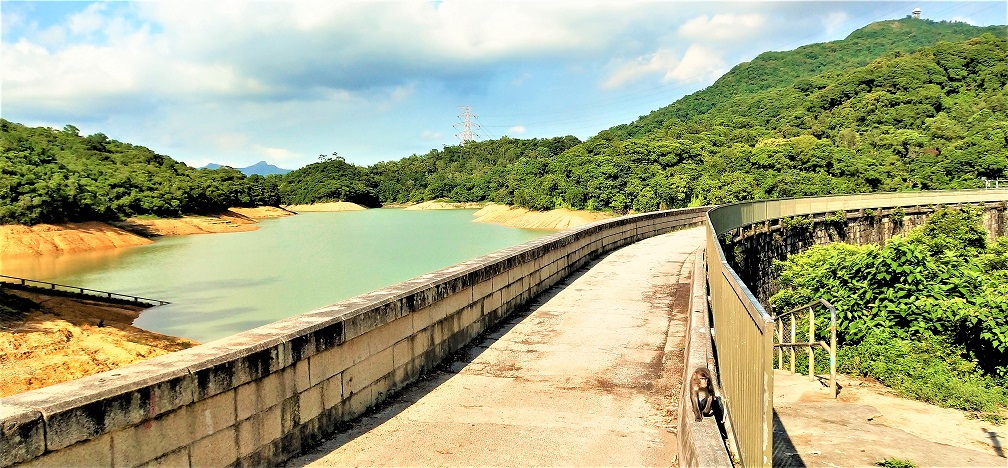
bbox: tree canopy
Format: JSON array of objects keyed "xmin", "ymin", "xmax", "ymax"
[{"xmin": 2, "ymin": 18, "xmax": 1005, "ymax": 225}]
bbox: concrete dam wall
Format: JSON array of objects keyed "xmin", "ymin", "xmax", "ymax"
[
  {"xmin": 1, "ymin": 208, "xmax": 708, "ymax": 468},
  {"xmin": 728, "ymin": 200, "xmax": 1008, "ymax": 305}
]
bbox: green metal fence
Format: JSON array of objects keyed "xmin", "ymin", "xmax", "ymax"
[{"xmin": 704, "ymin": 189, "xmax": 1008, "ymax": 467}]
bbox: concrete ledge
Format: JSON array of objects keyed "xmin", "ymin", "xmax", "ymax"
[
  {"xmin": 1, "ymin": 207, "xmax": 710, "ymax": 468},
  {"xmin": 678, "ymin": 249, "xmax": 734, "ymax": 467}
]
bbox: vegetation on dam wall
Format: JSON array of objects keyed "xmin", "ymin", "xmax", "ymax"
[{"xmin": 770, "ymin": 207, "xmax": 1008, "ymax": 422}]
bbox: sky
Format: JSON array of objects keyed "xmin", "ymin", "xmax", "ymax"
[{"xmin": 2, "ymin": 1, "xmax": 1006, "ymax": 170}]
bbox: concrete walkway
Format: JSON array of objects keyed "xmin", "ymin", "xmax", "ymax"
[
  {"xmin": 773, "ymin": 370, "xmax": 1008, "ymax": 467},
  {"xmin": 286, "ymin": 227, "xmax": 706, "ymax": 467}
]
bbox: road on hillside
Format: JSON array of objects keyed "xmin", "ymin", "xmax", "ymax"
[{"xmin": 285, "ymin": 227, "xmax": 706, "ymax": 467}]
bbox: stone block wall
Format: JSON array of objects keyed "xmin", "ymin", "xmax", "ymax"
[{"xmin": 0, "ymin": 207, "xmax": 708, "ymax": 468}]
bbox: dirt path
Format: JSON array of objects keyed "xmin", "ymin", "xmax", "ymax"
[
  {"xmin": 285, "ymin": 227, "xmax": 705, "ymax": 467},
  {"xmin": 773, "ymin": 370, "xmax": 1007, "ymax": 467},
  {"xmin": 0, "ymin": 290, "xmax": 198, "ymax": 398}
]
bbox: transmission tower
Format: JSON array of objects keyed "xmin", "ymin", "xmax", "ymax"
[{"xmin": 454, "ymin": 106, "xmax": 477, "ymax": 145}]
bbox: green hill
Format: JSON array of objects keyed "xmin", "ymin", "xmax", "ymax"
[
  {"xmin": 366, "ymin": 20, "xmax": 1006, "ymax": 212},
  {"xmin": 611, "ymin": 18, "xmax": 1007, "ymax": 139},
  {"xmin": 2, "ymin": 18, "xmax": 1005, "ymax": 225}
]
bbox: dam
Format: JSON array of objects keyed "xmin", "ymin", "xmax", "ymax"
[{"xmin": 3, "ymin": 191, "xmax": 1007, "ymax": 467}]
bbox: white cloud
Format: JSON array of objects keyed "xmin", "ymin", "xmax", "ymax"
[
  {"xmin": 663, "ymin": 45, "xmax": 726, "ymax": 85},
  {"xmin": 421, "ymin": 131, "xmax": 444, "ymax": 140},
  {"xmin": 602, "ymin": 48, "xmax": 680, "ymax": 89},
  {"xmin": 678, "ymin": 13, "xmax": 767, "ymax": 42},
  {"xmin": 253, "ymin": 145, "xmax": 298, "ymax": 162},
  {"xmin": 822, "ymin": 11, "xmax": 850, "ymax": 36},
  {"xmin": 508, "ymin": 125, "xmax": 527, "ymax": 135},
  {"xmin": 67, "ymin": 3, "xmax": 108, "ymax": 36}
]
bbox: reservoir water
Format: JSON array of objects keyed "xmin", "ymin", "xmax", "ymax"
[{"xmin": 0, "ymin": 209, "xmax": 548, "ymax": 343}]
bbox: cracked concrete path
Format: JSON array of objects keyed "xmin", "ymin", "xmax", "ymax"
[{"xmin": 286, "ymin": 227, "xmax": 706, "ymax": 467}]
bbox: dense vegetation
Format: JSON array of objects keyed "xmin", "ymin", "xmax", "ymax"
[
  {"xmin": 2, "ymin": 19, "xmax": 1006, "ymax": 225},
  {"xmin": 0, "ymin": 121, "xmax": 282, "ymax": 224},
  {"xmin": 770, "ymin": 208, "xmax": 1008, "ymax": 421}
]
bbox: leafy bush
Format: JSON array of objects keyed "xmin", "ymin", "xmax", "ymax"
[{"xmin": 773, "ymin": 207, "xmax": 1008, "ymax": 420}]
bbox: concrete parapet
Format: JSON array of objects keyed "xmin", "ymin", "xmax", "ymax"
[
  {"xmin": 677, "ymin": 249, "xmax": 734, "ymax": 467},
  {"xmin": 1, "ymin": 207, "xmax": 710, "ymax": 468}
]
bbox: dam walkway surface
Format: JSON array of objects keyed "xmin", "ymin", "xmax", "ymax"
[{"xmin": 285, "ymin": 227, "xmax": 706, "ymax": 467}]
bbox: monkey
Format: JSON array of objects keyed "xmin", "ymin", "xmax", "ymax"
[
  {"xmin": 690, "ymin": 367, "xmax": 728, "ymax": 440},
  {"xmin": 691, "ymin": 367, "xmax": 716, "ymax": 421}
]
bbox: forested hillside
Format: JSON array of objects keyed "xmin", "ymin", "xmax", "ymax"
[
  {"xmin": 361, "ymin": 19, "xmax": 1006, "ymax": 212},
  {"xmin": 1, "ymin": 18, "xmax": 1005, "ymax": 226},
  {"xmin": 0, "ymin": 121, "xmax": 282, "ymax": 224},
  {"xmin": 611, "ymin": 19, "xmax": 1007, "ymax": 137}
]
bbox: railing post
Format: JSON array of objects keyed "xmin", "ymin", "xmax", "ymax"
[
  {"xmin": 776, "ymin": 319, "xmax": 783, "ymax": 369},
  {"xmin": 808, "ymin": 308, "xmax": 815, "ymax": 382},
  {"xmin": 789, "ymin": 315, "xmax": 796, "ymax": 374},
  {"xmin": 829, "ymin": 302, "xmax": 838, "ymax": 398}
]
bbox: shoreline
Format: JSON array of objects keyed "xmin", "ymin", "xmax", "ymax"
[
  {"xmin": 0, "ymin": 289, "xmax": 199, "ymax": 397},
  {"xmin": 0, "ymin": 202, "xmax": 612, "ymax": 257}
]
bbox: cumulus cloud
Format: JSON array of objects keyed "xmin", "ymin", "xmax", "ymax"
[
  {"xmin": 663, "ymin": 45, "xmax": 726, "ymax": 84},
  {"xmin": 822, "ymin": 11, "xmax": 851, "ymax": 35},
  {"xmin": 602, "ymin": 48, "xmax": 680, "ymax": 89},
  {"xmin": 253, "ymin": 144, "xmax": 298, "ymax": 163},
  {"xmin": 67, "ymin": 3, "xmax": 108, "ymax": 36},
  {"xmin": 508, "ymin": 125, "xmax": 527, "ymax": 135},
  {"xmin": 678, "ymin": 13, "xmax": 767, "ymax": 42},
  {"xmin": 3, "ymin": 1, "xmax": 666, "ymax": 116}
]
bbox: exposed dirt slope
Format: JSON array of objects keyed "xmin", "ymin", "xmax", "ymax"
[
  {"xmin": 0, "ymin": 290, "xmax": 198, "ymax": 398},
  {"xmin": 0, "ymin": 207, "xmax": 295, "ymax": 257},
  {"xmin": 472, "ymin": 204, "xmax": 613, "ymax": 230},
  {"xmin": 282, "ymin": 202, "xmax": 367, "ymax": 212},
  {"xmin": 403, "ymin": 201, "xmax": 487, "ymax": 210},
  {"xmin": 0, "ymin": 222, "xmax": 153, "ymax": 256}
]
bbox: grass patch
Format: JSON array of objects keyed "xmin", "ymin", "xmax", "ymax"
[{"xmin": 876, "ymin": 458, "xmax": 918, "ymax": 468}]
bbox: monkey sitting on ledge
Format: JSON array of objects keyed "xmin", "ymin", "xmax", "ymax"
[{"xmin": 690, "ymin": 367, "xmax": 727, "ymax": 439}]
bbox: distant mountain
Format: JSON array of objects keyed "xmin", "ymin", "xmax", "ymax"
[{"xmin": 202, "ymin": 161, "xmax": 291, "ymax": 176}]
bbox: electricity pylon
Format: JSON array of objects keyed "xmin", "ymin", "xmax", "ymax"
[{"xmin": 454, "ymin": 106, "xmax": 476, "ymax": 145}]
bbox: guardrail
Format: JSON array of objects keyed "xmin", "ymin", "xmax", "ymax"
[
  {"xmin": 0, "ymin": 275, "xmax": 169, "ymax": 306},
  {"xmin": 774, "ymin": 299, "xmax": 837, "ymax": 398},
  {"xmin": 704, "ymin": 189, "xmax": 1008, "ymax": 467}
]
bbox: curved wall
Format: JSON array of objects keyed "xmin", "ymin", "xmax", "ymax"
[
  {"xmin": 703, "ymin": 189, "xmax": 1008, "ymax": 467},
  {"xmin": 1, "ymin": 207, "xmax": 708, "ymax": 468}
]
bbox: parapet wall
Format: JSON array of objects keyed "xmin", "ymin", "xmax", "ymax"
[
  {"xmin": 728, "ymin": 200, "xmax": 1008, "ymax": 304},
  {"xmin": 0, "ymin": 207, "xmax": 708, "ymax": 468}
]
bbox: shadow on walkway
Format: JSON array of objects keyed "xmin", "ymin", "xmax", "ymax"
[{"xmin": 772, "ymin": 409, "xmax": 807, "ymax": 468}]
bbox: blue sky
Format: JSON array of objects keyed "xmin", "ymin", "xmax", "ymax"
[{"xmin": 2, "ymin": 1, "xmax": 1005, "ymax": 170}]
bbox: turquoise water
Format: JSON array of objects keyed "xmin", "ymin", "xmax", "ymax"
[{"xmin": 0, "ymin": 209, "xmax": 548, "ymax": 343}]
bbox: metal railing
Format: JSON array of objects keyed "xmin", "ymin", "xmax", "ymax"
[
  {"xmin": 704, "ymin": 189, "xmax": 1008, "ymax": 467},
  {"xmin": 982, "ymin": 178, "xmax": 1008, "ymax": 189},
  {"xmin": 705, "ymin": 221, "xmax": 775, "ymax": 467},
  {"xmin": 774, "ymin": 299, "xmax": 837, "ymax": 397},
  {"xmin": 0, "ymin": 275, "xmax": 169, "ymax": 306}
]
